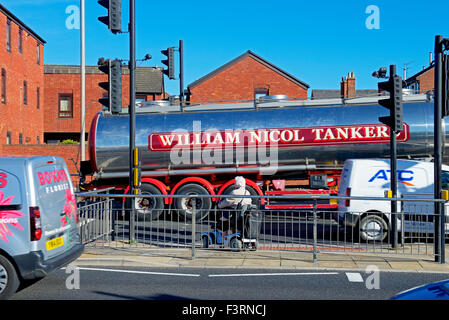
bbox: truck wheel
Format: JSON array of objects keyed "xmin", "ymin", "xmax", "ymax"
[
  {"xmin": 174, "ymin": 184, "xmax": 212, "ymax": 221},
  {"xmin": 135, "ymin": 184, "xmax": 164, "ymax": 221},
  {"xmin": 358, "ymin": 214, "xmax": 388, "ymax": 242},
  {"xmin": 0, "ymin": 255, "xmax": 19, "ymax": 300}
]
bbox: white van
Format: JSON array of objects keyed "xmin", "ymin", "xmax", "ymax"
[
  {"xmin": 336, "ymin": 159, "xmax": 449, "ymax": 242},
  {"xmin": 0, "ymin": 156, "xmax": 84, "ymax": 299}
]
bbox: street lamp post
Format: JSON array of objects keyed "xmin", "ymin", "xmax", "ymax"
[{"xmin": 80, "ymin": 0, "xmax": 86, "ymax": 162}]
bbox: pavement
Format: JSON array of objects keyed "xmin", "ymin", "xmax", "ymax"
[{"xmin": 70, "ymin": 243, "xmax": 449, "ymax": 273}]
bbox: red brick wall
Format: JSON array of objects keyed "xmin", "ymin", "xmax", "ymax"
[
  {"xmin": 0, "ymin": 12, "xmax": 45, "ymax": 152},
  {"xmin": 44, "ymin": 72, "xmax": 162, "ymax": 135},
  {"xmin": 417, "ymin": 67, "xmax": 434, "ymax": 93},
  {"xmin": 2, "ymin": 144, "xmax": 88, "ymax": 186},
  {"xmin": 189, "ymin": 55, "xmax": 308, "ymax": 103},
  {"xmin": 44, "ymin": 73, "xmax": 130, "ymax": 134}
]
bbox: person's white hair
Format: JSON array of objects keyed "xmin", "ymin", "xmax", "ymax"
[{"xmin": 234, "ymin": 176, "xmax": 246, "ymax": 188}]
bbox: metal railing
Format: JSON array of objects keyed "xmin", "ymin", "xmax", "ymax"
[
  {"xmin": 75, "ymin": 191, "xmax": 448, "ymax": 262},
  {"xmin": 77, "ymin": 188, "xmax": 114, "ymax": 244}
]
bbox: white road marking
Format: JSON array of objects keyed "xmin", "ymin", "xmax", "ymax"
[
  {"xmin": 208, "ymin": 272, "xmax": 339, "ymax": 277},
  {"xmin": 61, "ymin": 267, "xmax": 200, "ymax": 277},
  {"xmin": 346, "ymin": 272, "xmax": 364, "ymax": 282},
  {"xmin": 62, "ymin": 267, "xmax": 345, "ymax": 279}
]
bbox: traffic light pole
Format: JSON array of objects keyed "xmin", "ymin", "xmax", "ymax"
[
  {"xmin": 129, "ymin": 0, "xmax": 136, "ymax": 243},
  {"xmin": 390, "ymin": 119, "xmax": 398, "ymax": 248},
  {"xmin": 377, "ymin": 64, "xmax": 403, "ymax": 249},
  {"xmin": 179, "ymin": 40, "xmax": 184, "ymax": 111},
  {"xmin": 434, "ymin": 35, "xmax": 444, "ymax": 263},
  {"xmin": 389, "ymin": 65, "xmax": 399, "ymax": 250}
]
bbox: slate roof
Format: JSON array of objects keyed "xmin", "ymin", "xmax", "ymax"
[
  {"xmin": 135, "ymin": 67, "xmax": 163, "ymax": 94},
  {"xmin": 311, "ymin": 89, "xmax": 378, "ymax": 99},
  {"xmin": 188, "ymin": 50, "xmax": 310, "ymax": 90},
  {"xmin": 44, "ymin": 65, "xmax": 163, "ymax": 94}
]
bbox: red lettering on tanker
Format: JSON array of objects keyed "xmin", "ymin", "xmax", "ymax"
[
  {"xmin": 148, "ymin": 123, "xmax": 409, "ymax": 151},
  {"xmin": 37, "ymin": 170, "xmax": 69, "ymax": 185},
  {"xmin": 0, "ymin": 191, "xmax": 25, "ymax": 242}
]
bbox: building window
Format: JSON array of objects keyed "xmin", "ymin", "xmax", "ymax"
[
  {"xmin": 18, "ymin": 28, "xmax": 23, "ymax": 53},
  {"xmin": 37, "ymin": 87, "xmax": 40, "ymax": 109},
  {"xmin": 19, "ymin": 133, "xmax": 23, "ymax": 145},
  {"xmin": 6, "ymin": 19, "xmax": 11, "ymax": 52},
  {"xmin": 58, "ymin": 93, "xmax": 73, "ymax": 118},
  {"xmin": 37, "ymin": 43, "xmax": 41, "ymax": 65},
  {"xmin": 1, "ymin": 69, "xmax": 6, "ymax": 104},
  {"xmin": 254, "ymin": 87, "xmax": 269, "ymax": 101},
  {"xmin": 23, "ymin": 81, "xmax": 28, "ymax": 105},
  {"xmin": 6, "ymin": 131, "xmax": 11, "ymax": 145}
]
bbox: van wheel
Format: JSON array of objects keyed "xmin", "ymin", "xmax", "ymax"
[
  {"xmin": 134, "ymin": 184, "xmax": 164, "ymax": 221},
  {"xmin": 0, "ymin": 255, "xmax": 20, "ymax": 300},
  {"xmin": 174, "ymin": 184, "xmax": 212, "ymax": 221},
  {"xmin": 358, "ymin": 214, "xmax": 388, "ymax": 242}
]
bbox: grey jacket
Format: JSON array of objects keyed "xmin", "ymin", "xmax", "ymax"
[{"xmin": 217, "ymin": 186, "xmax": 252, "ymax": 209}]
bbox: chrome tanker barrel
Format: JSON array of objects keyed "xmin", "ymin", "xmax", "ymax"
[{"xmin": 87, "ymin": 95, "xmax": 447, "ymax": 179}]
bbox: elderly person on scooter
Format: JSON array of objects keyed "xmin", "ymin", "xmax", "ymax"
[{"xmin": 216, "ymin": 176, "xmax": 252, "ymax": 233}]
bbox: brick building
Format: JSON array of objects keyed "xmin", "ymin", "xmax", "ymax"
[
  {"xmin": 44, "ymin": 65, "xmax": 164, "ymax": 143},
  {"xmin": 405, "ymin": 63, "xmax": 434, "ymax": 94},
  {"xmin": 0, "ymin": 4, "xmax": 45, "ymax": 152},
  {"xmin": 0, "ymin": 4, "xmax": 165, "ymax": 185},
  {"xmin": 187, "ymin": 50, "xmax": 309, "ymax": 103}
]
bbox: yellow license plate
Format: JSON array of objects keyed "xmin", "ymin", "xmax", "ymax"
[{"xmin": 46, "ymin": 237, "xmax": 64, "ymax": 251}]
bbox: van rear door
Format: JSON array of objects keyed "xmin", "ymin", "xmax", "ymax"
[
  {"xmin": 337, "ymin": 160, "xmax": 353, "ymax": 210},
  {"xmin": 31, "ymin": 157, "xmax": 78, "ymax": 260},
  {"xmin": 0, "ymin": 167, "xmax": 26, "ymax": 249}
]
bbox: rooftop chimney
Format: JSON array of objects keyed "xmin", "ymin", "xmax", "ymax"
[{"xmin": 340, "ymin": 72, "xmax": 356, "ymax": 99}]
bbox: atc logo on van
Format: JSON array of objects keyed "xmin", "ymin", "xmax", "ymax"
[{"xmin": 368, "ymin": 169, "xmax": 415, "ymax": 187}]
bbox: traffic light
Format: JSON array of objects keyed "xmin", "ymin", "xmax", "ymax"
[
  {"xmin": 443, "ymin": 53, "xmax": 449, "ymax": 118},
  {"xmin": 161, "ymin": 47, "xmax": 175, "ymax": 80},
  {"xmin": 378, "ymin": 74, "xmax": 403, "ymax": 132},
  {"xmin": 98, "ymin": 0, "xmax": 122, "ymax": 34},
  {"xmin": 98, "ymin": 59, "xmax": 122, "ymax": 114}
]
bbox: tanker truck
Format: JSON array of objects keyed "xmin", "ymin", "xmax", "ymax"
[{"xmin": 80, "ymin": 93, "xmax": 445, "ymax": 221}]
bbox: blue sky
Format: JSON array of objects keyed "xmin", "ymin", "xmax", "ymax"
[{"xmin": 2, "ymin": 0, "xmax": 449, "ymax": 96}]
